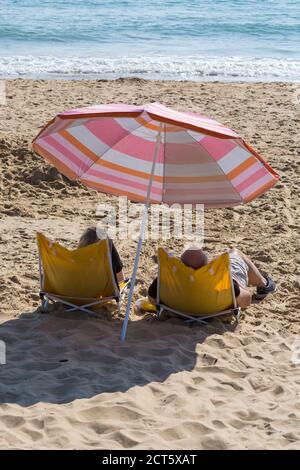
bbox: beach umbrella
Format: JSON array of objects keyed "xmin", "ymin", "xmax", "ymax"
[{"xmin": 32, "ymin": 102, "xmax": 279, "ymax": 340}]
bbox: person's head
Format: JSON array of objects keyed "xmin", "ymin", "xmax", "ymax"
[
  {"xmin": 181, "ymin": 249, "xmax": 208, "ymax": 270},
  {"xmin": 78, "ymin": 226, "xmax": 106, "ymax": 248}
]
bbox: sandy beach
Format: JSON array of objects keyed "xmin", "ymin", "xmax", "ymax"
[{"xmin": 0, "ymin": 78, "xmax": 299, "ymax": 449}]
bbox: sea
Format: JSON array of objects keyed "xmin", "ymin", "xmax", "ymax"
[{"xmin": 0, "ymin": 0, "xmax": 299, "ymax": 81}]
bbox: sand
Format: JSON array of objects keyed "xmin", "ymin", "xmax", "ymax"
[{"xmin": 0, "ymin": 78, "xmax": 299, "ymax": 449}]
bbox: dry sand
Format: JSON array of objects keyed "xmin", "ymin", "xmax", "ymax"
[{"xmin": 0, "ymin": 79, "xmax": 299, "ymax": 449}]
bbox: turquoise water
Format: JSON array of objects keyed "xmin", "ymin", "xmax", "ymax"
[{"xmin": 0, "ymin": 0, "xmax": 299, "ymax": 80}]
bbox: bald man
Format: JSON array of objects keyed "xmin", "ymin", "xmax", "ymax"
[{"xmin": 148, "ymin": 247, "xmax": 276, "ymax": 309}]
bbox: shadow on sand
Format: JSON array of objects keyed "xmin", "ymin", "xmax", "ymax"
[{"xmin": 0, "ymin": 309, "xmax": 237, "ymax": 406}]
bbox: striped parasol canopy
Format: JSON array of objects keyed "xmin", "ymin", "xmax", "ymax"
[{"xmin": 32, "ymin": 102, "xmax": 279, "ymax": 208}]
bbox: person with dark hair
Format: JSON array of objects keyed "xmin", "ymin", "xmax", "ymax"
[{"xmin": 78, "ymin": 227, "xmax": 124, "ymax": 284}]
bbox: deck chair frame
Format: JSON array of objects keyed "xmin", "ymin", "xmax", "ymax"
[
  {"xmin": 38, "ymin": 243, "xmax": 130, "ymax": 316},
  {"xmin": 156, "ymin": 253, "xmax": 241, "ymax": 325}
]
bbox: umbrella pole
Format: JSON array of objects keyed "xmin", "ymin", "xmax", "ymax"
[{"xmin": 120, "ymin": 124, "xmax": 163, "ymax": 342}]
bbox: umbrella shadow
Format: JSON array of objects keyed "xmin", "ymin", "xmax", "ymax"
[{"xmin": 0, "ymin": 309, "xmax": 237, "ymax": 406}]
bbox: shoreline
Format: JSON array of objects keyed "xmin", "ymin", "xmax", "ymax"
[
  {"xmin": 1, "ymin": 76, "xmax": 300, "ymax": 84},
  {"xmin": 0, "ymin": 54, "xmax": 300, "ymax": 83},
  {"xmin": 2, "ymin": 76, "xmax": 298, "ymax": 82}
]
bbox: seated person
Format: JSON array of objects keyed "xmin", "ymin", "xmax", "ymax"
[
  {"xmin": 78, "ymin": 227, "xmax": 124, "ymax": 284},
  {"xmin": 148, "ymin": 247, "xmax": 276, "ymax": 309}
]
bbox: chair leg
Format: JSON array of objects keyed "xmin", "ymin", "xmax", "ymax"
[
  {"xmin": 41, "ymin": 298, "xmax": 49, "ymax": 313},
  {"xmin": 66, "ymin": 305, "xmax": 97, "ymax": 316},
  {"xmin": 232, "ymin": 307, "xmax": 241, "ymax": 325},
  {"xmin": 184, "ymin": 317, "xmax": 208, "ymax": 325},
  {"xmin": 157, "ymin": 306, "xmax": 163, "ymax": 320}
]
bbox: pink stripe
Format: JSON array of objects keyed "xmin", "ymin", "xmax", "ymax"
[
  {"xmin": 146, "ymin": 103, "xmax": 239, "ymax": 137},
  {"xmin": 38, "ymin": 139, "xmax": 80, "ymax": 174},
  {"xmin": 147, "ymin": 103, "xmax": 213, "ymax": 125},
  {"xmin": 85, "ymin": 118, "xmax": 130, "ymax": 147},
  {"xmin": 82, "ymin": 175, "xmax": 162, "ymax": 201},
  {"xmin": 231, "ymin": 162, "xmax": 263, "ymax": 187},
  {"xmin": 200, "ymin": 136, "xmax": 237, "ymax": 161},
  {"xmin": 235, "ymin": 167, "xmax": 267, "ymax": 193},
  {"xmin": 86, "ymin": 168, "xmax": 162, "ymax": 195},
  {"xmin": 113, "ymin": 133, "xmax": 164, "ymax": 162},
  {"xmin": 44, "ymin": 135, "xmax": 89, "ymax": 173},
  {"xmin": 53, "ymin": 134, "xmax": 94, "ymax": 167}
]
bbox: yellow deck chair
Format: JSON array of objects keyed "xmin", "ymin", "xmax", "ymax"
[
  {"xmin": 37, "ymin": 233, "xmax": 130, "ymax": 315},
  {"xmin": 156, "ymin": 248, "xmax": 241, "ymax": 324}
]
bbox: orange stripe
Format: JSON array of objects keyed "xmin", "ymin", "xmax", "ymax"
[
  {"xmin": 135, "ymin": 116, "xmax": 161, "ymax": 131},
  {"xmin": 59, "ymin": 129, "xmax": 99, "ymax": 163},
  {"xmin": 98, "ymin": 159, "xmax": 163, "ymax": 182},
  {"xmin": 135, "ymin": 116, "xmax": 181, "ymax": 132},
  {"xmin": 242, "ymin": 140, "xmax": 280, "ymax": 180},
  {"xmin": 81, "ymin": 178, "xmax": 160, "ymax": 203},
  {"xmin": 243, "ymin": 179, "xmax": 277, "ymax": 203},
  {"xmin": 227, "ymin": 156, "xmax": 257, "ymax": 180},
  {"xmin": 164, "ymin": 175, "xmax": 227, "ymax": 184},
  {"xmin": 33, "ymin": 142, "xmax": 77, "ymax": 180}
]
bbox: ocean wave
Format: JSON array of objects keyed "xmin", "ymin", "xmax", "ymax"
[{"xmin": 0, "ymin": 55, "xmax": 299, "ymax": 81}]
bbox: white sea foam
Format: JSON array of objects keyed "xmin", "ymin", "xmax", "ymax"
[{"xmin": 0, "ymin": 55, "xmax": 299, "ymax": 82}]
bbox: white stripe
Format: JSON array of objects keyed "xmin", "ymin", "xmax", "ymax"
[
  {"xmin": 67, "ymin": 125, "xmax": 109, "ymax": 156},
  {"xmin": 101, "ymin": 148, "xmax": 164, "ymax": 176},
  {"xmin": 115, "ymin": 117, "xmax": 143, "ymax": 133},
  {"xmin": 218, "ymin": 146, "xmax": 251, "ymax": 173}
]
